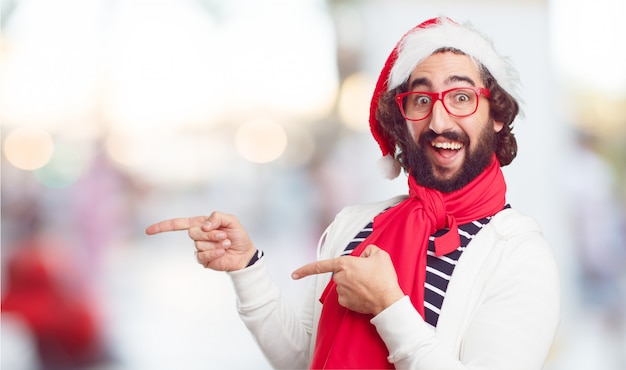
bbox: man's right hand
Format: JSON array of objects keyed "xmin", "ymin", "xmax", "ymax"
[{"xmin": 145, "ymin": 212, "xmax": 257, "ymax": 272}]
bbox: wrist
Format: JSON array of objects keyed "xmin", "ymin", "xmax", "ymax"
[
  {"xmin": 374, "ymin": 290, "xmax": 405, "ymax": 316},
  {"xmin": 245, "ymin": 249, "xmax": 264, "ymax": 268}
]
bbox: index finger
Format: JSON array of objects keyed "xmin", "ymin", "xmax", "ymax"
[
  {"xmin": 145, "ymin": 216, "xmax": 208, "ymax": 235},
  {"xmin": 291, "ymin": 258, "xmax": 341, "ymax": 280}
]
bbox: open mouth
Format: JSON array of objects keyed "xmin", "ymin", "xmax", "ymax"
[
  {"xmin": 429, "ymin": 140, "xmax": 464, "ymax": 160},
  {"xmin": 419, "ymin": 131, "xmax": 468, "ymax": 162},
  {"xmin": 431, "ymin": 141, "xmax": 463, "ymax": 151}
]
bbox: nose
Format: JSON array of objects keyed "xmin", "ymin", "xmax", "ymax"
[{"xmin": 428, "ymin": 100, "xmax": 454, "ymax": 134}]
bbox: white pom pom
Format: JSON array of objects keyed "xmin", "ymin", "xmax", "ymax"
[{"xmin": 377, "ymin": 154, "xmax": 401, "ymax": 179}]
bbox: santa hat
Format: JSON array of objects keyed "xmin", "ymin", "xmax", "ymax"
[{"xmin": 370, "ymin": 17, "xmax": 522, "ymax": 179}]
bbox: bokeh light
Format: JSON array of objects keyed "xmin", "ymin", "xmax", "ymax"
[
  {"xmin": 105, "ymin": 132, "xmax": 153, "ymax": 168},
  {"xmin": 337, "ymin": 72, "xmax": 375, "ymax": 132},
  {"xmin": 235, "ymin": 118, "xmax": 288, "ymax": 163},
  {"xmin": 3, "ymin": 127, "xmax": 55, "ymax": 170}
]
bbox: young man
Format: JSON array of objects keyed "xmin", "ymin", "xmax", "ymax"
[{"xmin": 146, "ymin": 17, "xmax": 560, "ymax": 369}]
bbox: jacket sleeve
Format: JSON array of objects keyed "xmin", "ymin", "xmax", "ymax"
[
  {"xmin": 225, "ymin": 201, "xmax": 367, "ymax": 369},
  {"xmin": 228, "ymin": 258, "xmax": 317, "ymax": 369},
  {"xmin": 371, "ymin": 227, "xmax": 561, "ymax": 370}
]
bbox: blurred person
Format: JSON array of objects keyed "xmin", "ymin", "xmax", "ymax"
[
  {"xmin": 146, "ymin": 17, "xmax": 560, "ymax": 369},
  {"xmin": 71, "ymin": 145, "xmax": 142, "ymax": 278},
  {"xmin": 1, "ymin": 236, "xmax": 110, "ymax": 370},
  {"xmin": 567, "ymin": 130, "xmax": 626, "ymax": 327}
]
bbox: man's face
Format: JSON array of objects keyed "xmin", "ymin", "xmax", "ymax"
[{"xmin": 403, "ymin": 52, "xmax": 503, "ymax": 193}]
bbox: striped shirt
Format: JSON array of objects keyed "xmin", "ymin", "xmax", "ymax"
[{"xmin": 341, "ymin": 214, "xmax": 494, "ymax": 327}]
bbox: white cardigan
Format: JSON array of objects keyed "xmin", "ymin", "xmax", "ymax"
[{"xmin": 228, "ymin": 195, "xmax": 561, "ymax": 369}]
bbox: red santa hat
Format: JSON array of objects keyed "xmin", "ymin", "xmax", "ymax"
[{"xmin": 369, "ymin": 17, "xmax": 522, "ymax": 179}]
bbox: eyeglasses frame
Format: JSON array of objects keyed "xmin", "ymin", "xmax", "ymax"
[{"xmin": 395, "ymin": 87, "xmax": 491, "ymax": 122}]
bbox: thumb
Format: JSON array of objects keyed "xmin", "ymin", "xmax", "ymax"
[{"xmin": 201, "ymin": 212, "xmax": 238, "ymax": 232}]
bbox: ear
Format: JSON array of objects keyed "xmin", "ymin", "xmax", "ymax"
[{"xmin": 493, "ymin": 119, "xmax": 504, "ymax": 133}]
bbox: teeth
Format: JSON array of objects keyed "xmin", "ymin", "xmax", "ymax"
[{"xmin": 432, "ymin": 142, "xmax": 463, "ymax": 150}]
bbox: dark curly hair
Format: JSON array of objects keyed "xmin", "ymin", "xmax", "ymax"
[{"xmin": 375, "ymin": 49, "xmax": 520, "ymax": 173}]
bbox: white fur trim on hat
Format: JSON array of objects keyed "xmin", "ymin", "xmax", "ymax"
[
  {"xmin": 388, "ymin": 18, "xmax": 523, "ymax": 108},
  {"xmin": 377, "ymin": 154, "xmax": 402, "ymax": 179}
]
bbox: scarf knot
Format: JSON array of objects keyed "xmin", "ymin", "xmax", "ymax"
[
  {"xmin": 408, "ymin": 181, "xmax": 447, "ymax": 231},
  {"xmin": 409, "ymin": 177, "xmax": 459, "ymax": 256}
]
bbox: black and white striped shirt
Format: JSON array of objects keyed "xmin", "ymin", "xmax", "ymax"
[{"xmin": 341, "ymin": 214, "xmax": 494, "ymax": 327}]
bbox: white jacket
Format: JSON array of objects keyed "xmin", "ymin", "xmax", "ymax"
[{"xmin": 228, "ymin": 195, "xmax": 561, "ymax": 369}]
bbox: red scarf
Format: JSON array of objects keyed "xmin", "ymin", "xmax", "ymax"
[{"xmin": 310, "ymin": 156, "xmax": 506, "ymax": 369}]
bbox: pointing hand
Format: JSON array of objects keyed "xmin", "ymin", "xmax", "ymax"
[
  {"xmin": 146, "ymin": 212, "xmax": 257, "ymax": 272},
  {"xmin": 292, "ymin": 245, "xmax": 404, "ymax": 315}
]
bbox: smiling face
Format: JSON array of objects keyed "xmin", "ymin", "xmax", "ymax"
[{"xmin": 403, "ymin": 51, "xmax": 504, "ymax": 192}]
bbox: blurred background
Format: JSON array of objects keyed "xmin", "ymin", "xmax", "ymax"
[{"xmin": 1, "ymin": 0, "xmax": 624, "ymax": 369}]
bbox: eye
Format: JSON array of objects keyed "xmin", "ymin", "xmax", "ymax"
[
  {"xmin": 408, "ymin": 94, "xmax": 431, "ymax": 107},
  {"xmin": 452, "ymin": 91, "xmax": 472, "ymax": 104},
  {"xmin": 417, "ymin": 96, "xmax": 431, "ymax": 105}
]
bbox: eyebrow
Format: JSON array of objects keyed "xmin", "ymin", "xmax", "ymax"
[{"xmin": 408, "ymin": 75, "xmax": 477, "ymax": 91}]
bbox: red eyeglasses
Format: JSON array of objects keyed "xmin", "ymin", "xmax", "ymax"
[{"xmin": 395, "ymin": 87, "xmax": 491, "ymax": 121}]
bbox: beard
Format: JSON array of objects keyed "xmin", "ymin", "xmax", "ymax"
[{"xmin": 405, "ymin": 124, "xmax": 497, "ymax": 193}]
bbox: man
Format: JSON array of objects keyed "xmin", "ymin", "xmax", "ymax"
[{"xmin": 146, "ymin": 17, "xmax": 560, "ymax": 369}]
